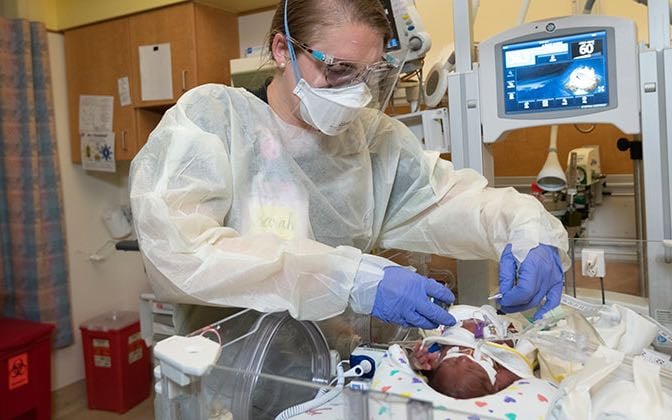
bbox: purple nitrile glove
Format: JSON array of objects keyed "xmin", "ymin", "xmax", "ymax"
[
  {"xmin": 498, "ymin": 244, "xmax": 564, "ymax": 320},
  {"xmin": 372, "ymin": 266, "xmax": 456, "ymax": 329}
]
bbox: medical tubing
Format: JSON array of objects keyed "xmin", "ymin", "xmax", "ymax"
[
  {"xmin": 200, "ymin": 327, "xmax": 222, "ymax": 345},
  {"xmin": 274, "ymin": 364, "xmax": 345, "ymax": 420},
  {"xmin": 482, "ymin": 341, "xmax": 536, "ymax": 371},
  {"xmin": 561, "ymin": 294, "xmax": 672, "ymax": 342},
  {"xmin": 528, "ymin": 332, "xmax": 593, "ymax": 364}
]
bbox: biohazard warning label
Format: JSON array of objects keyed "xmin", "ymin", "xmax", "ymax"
[
  {"xmin": 9, "ymin": 353, "xmax": 29, "ymax": 390},
  {"xmin": 127, "ymin": 332, "xmax": 143, "ymax": 364},
  {"xmin": 93, "ymin": 338, "xmax": 112, "ymax": 368}
]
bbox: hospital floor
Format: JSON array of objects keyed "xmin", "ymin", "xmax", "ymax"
[{"xmin": 53, "ymin": 380, "xmax": 154, "ymax": 419}]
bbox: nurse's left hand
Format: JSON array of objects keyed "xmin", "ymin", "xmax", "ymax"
[{"xmin": 498, "ymin": 244, "xmax": 564, "ymax": 320}]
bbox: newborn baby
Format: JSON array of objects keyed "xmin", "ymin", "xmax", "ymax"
[{"xmin": 408, "ymin": 305, "xmax": 535, "ymax": 399}]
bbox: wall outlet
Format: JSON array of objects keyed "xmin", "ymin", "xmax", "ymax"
[{"xmin": 581, "ymin": 248, "xmax": 606, "ymax": 277}]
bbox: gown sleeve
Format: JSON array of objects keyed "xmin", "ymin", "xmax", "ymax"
[{"xmin": 370, "ymin": 116, "xmax": 570, "ymax": 270}]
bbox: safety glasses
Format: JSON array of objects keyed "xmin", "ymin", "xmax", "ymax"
[{"xmin": 285, "ymin": 35, "xmax": 398, "ymax": 88}]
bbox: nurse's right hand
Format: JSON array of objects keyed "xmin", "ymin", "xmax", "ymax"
[{"xmin": 371, "ymin": 266, "xmax": 456, "ymax": 329}]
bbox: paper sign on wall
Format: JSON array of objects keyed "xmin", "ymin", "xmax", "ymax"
[
  {"xmin": 117, "ymin": 77, "xmax": 132, "ymax": 106},
  {"xmin": 139, "ymin": 43, "xmax": 173, "ymax": 101},
  {"xmin": 81, "ymin": 131, "xmax": 116, "ymax": 173},
  {"xmin": 79, "ymin": 95, "xmax": 116, "ymax": 173},
  {"xmin": 79, "ymin": 95, "xmax": 113, "ymax": 132}
]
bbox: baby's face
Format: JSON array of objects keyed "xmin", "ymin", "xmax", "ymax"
[{"xmin": 430, "ymin": 353, "xmax": 495, "ymax": 399}]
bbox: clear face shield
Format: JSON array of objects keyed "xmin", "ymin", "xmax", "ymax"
[{"xmin": 367, "ymin": 53, "xmax": 405, "ymax": 111}]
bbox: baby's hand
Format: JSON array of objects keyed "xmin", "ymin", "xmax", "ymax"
[{"xmin": 410, "ymin": 342, "xmax": 438, "ymax": 371}]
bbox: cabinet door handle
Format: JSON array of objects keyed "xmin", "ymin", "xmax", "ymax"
[
  {"xmin": 181, "ymin": 70, "xmax": 188, "ymax": 91},
  {"xmin": 121, "ymin": 130, "xmax": 127, "ymax": 151}
]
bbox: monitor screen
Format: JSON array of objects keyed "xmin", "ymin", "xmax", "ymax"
[
  {"xmin": 502, "ymin": 30, "xmax": 609, "ymax": 115},
  {"xmin": 379, "ymin": 0, "xmax": 401, "ymax": 51}
]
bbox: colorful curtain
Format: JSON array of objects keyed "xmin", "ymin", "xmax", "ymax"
[{"xmin": 0, "ymin": 17, "xmax": 73, "ymax": 347}]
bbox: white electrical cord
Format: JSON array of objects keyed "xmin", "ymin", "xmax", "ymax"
[
  {"xmin": 77, "ymin": 239, "xmax": 117, "ymax": 262},
  {"xmin": 274, "ymin": 360, "xmax": 373, "ymax": 420},
  {"xmin": 274, "ymin": 364, "xmax": 345, "ymax": 420}
]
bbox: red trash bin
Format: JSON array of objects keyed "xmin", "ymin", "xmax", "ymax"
[
  {"xmin": 80, "ymin": 311, "xmax": 150, "ymax": 413},
  {"xmin": 0, "ymin": 317, "xmax": 54, "ymax": 420}
]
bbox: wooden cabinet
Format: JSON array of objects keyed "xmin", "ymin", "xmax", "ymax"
[
  {"xmin": 64, "ymin": 2, "xmax": 239, "ymax": 163},
  {"xmin": 129, "ymin": 3, "xmax": 197, "ymax": 107},
  {"xmin": 129, "ymin": 3, "xmax": 239, "ymax": 107},
  {"xmin": 65, "ymin": 19, "xmax": 138, "ymax": 162}
]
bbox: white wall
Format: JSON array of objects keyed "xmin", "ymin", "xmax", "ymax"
[
  {"xmin": 48, "ymin": 33, "xmax": 150, "ymax": 390},
  {"xmin": 238, "ymin": 9, "xmax": 275, "ymax": 57}
]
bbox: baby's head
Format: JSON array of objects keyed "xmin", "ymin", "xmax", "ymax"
[
  {"xmin": 429, "ymin": 352, "xmax": 495, "ymax": 399},
  {"xmin": 428, "ymin": 347, "xmax": 521, "ymax": 399},
  {"xmin": 417, "ymin": 305, "xmax": 529, "ymax": 399}
]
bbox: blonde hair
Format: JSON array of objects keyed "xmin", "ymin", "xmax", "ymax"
[{"xmin": 267, "ymin": 0, "xmax": 392, "ymax": 52}]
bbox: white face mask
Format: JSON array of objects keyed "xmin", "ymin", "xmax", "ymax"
[{"xmin": 293, "ymin": 79, "xmax": 372, "ymax": 136}]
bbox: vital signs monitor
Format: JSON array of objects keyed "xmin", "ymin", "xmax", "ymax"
[
  {"xmin": 377, "ymin": 0, "xmax": 431, "ymax": 66},
  {"xmin": 479, "ymin": 16, "xmax": 640, "ymax": 143}
]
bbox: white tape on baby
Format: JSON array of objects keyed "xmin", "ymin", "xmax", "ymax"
[{"xmin": 441, "ymin": 349, "xmax": 498, "ymax": 386}]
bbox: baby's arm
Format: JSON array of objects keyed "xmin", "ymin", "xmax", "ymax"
[{"xmin": 409, "ymin": 342, "xmax": 440, "ymax": 371}]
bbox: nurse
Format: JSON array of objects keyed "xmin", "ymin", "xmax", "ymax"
[{"xmin": 129, "ymin": 0, "xmax": 568, "ymax": 331}]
